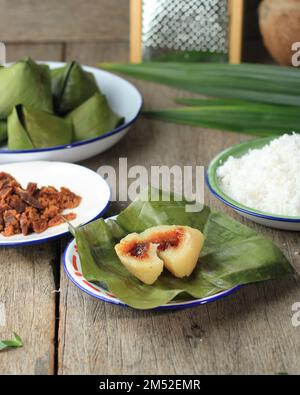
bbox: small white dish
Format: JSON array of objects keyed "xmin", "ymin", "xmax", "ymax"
[
  {"xmin": 0, "ymin": 62, "xmax": 143, "ymax": 164},
  {"xmin": 63, "ymin": 217, "xmax": 240, "ymax": 310},
  {"xmin": 0, "ymin": 161, "xmax": 110, "ymax": 246}
]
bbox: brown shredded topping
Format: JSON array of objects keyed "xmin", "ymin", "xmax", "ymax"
[{"xmin": 0, "ymin": 172, "xmax": 81, "ymax": 237}]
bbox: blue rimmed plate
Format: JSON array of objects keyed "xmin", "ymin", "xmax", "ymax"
[
  {"xmin": 0, "ymin": 161, "xmax": 110, "ymax": 246},
  {"xmin": 63, "ymin": 217, "xmax": 241, "ymax": 310},
  {"xmin": 206, "ymin": 136, "xmax": 300, "ymax": 231},
  {"xmin": 0, "ymin": 62, "xmax": 143, "ymax": 164}
]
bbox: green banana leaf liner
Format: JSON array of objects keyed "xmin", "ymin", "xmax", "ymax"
[
  {"xmin": 74, "ymin": 188, "xmax": 294, "ymax": 310},
  {"xmin": 51, "ymin": 61, "xmax": 101, "ymax": 115},
  {"xmin": 66, "ymin": 92, "xmax": 124, "ymax": 142},
  {"xmin": 8, "ymin": 105, "xmax": 72, "ymax": 150},
  {"xmin": 0, "ymin": 58, "xmax": 53, "ymax": 120},
  {"xmin": 0, "ymin": 120, "xmax": 7, "ymax": 144}
]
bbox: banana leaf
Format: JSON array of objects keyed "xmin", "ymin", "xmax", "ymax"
[
  {"xmin": 143, "ymin": 101, "xmax": 300, "ymax": 137},
  {"xmin": 0, "ymin": 58, "xmax": 53, "ymax": 119},
  {"xmin": 66, "ymin": 92, "xmax": 124, "ymax": 142},
  {"xmin": 7, "ymin": 105, "xmax": 72, "ymax": 150},
  {"xmin": 100, "ymin": 62, "xmax": 300, "ymax": 106},
  {"xmin": 74, "ymin": 188, "xmax": 293, "ymax": 310},
  {"xmin": 51, "ymin": 61, "xmax": 101, "ymax": 115},
  {"xmin": 0, "ymin": 120, "xmax": 7, "ymax": 144}
]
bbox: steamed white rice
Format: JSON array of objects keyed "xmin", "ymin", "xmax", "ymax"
[{"xmin": 216, "ymin": 133, "xmax": 300, "ymax": 216}]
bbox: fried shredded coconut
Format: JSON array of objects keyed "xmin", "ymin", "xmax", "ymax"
[{"xmin": 0, "ymin": 172, "xmax": 81, "ymax": 236}]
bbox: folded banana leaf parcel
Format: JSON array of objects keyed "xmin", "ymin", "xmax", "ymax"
[
  {"xmin": 0, "ymin": 58, "xmax": 125, "ymax": 149},
  {"xmin": 8, "ymin": 105, "xmax": 72, "ymax": 150},
  {"xmin": 0, "ymin": 121, "xmax": 7, "ymax": 144},
  {"xmin": 66, "ymin": 92, "xmax": 124, "ymax": 142},
  {"xmin": 0, "ymin": 57, "xmax": 53, "ymax": 120},
  {"xmin": 74, "ymin": 189, "xmax": 294, "ymax": 310},
  {"xmin": 51, "ymin": 61, "xmax": 101, "ymax": 115}
]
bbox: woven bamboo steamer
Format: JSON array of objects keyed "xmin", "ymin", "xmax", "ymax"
[{"xmin": 259, "ymin": 0, "xmax": 300, "ymax": 65}]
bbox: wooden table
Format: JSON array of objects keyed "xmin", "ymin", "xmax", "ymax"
[{"xmin": 1, "ymin": 48, "xmax": 300, "ymax": 375}]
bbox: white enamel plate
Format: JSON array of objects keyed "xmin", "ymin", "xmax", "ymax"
[
  {"xmin": 63, "ymin": 217, "xmax": 241, "ymax": 311},
  {"xmin": 0, "ymin": 161, "xmax": 110, "ymax": 246},
  {"xmin": 0, "ymin": 62, "xmax": 143, "ymax": 164}
]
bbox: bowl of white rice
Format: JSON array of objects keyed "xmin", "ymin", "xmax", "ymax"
[{"xmin": 206, "ymin": 133, "xmax": 300, "ymax": 230}]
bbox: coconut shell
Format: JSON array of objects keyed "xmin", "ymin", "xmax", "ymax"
[{"xmin": 259, "ymin": 0, "xmax": 300, "ymax": 65}]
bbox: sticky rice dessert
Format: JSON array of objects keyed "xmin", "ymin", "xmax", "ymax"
[{"xmin": 115, "ymin": 225, "xmax": 204, "ymax": 284}]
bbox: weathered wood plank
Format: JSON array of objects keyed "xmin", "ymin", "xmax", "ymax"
[
  {"xmin": 58, "ymin": 77, "xmax": 300, "ymax": 374},
  {"xmin": 0, "ymin": 42, "xmax": 64, "ymax": 375},
  {"xmin": 6, "ymin": 43, "xmax": 64, "ymax": 62},
  {"xmin": 65, "ymin": 42, "xmax": 129, "ymax": 66},
  {"xmin": 0, "ymin": 0, "xmax": 129, "ymax": 43},
  {"xmin": 59, "ymin": 275, "xmax": 300, "ymax": 375},
  {"xmin": 0, "ymin": 243, "xmax": 58, "ymax": 374}
]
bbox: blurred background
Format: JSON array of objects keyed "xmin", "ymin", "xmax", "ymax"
[
  {"xmin": 0, "ymin": 0, "xmax": 130, "ymax": 65},
  {"xmin": 0, "ymin": 0, "xmax": 295, "ymax": 66}
]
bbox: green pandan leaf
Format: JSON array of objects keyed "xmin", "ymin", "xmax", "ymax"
[
  {"xmin": 100, "ymin": 62, "xmax": 300, "ymax": 106},
  {"xmin": 0, "ymin": 332, "xmax": 23, "ymax": 351},
  {"xmin": 75, "ymin": 188, "xmax": 293, "ymax": 309},
  {"xmin": 143, "ymin": 103, "xmax": 300, "ymax": 137}
]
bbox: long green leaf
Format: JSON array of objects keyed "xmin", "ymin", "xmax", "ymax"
[
  {"xmin": 100, "ymin": 62, "xmax": 300, "ymax": 106},
  {"xmin": 175, "ymin": 97, "xmax": 260, "ymax": 107},
  {"xmin": 75, "ymin": 188, "xmax": 293, "ymax": 310},
  {"xmin": 143, "ymin": 104, "xmax": 300, "ymax": 137},
  {"xmin": 0, "ymin": 332, "xmax": 23, "ymax": 351}
]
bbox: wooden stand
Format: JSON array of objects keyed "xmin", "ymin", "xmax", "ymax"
[
  {"xmin": 229, "ymin": 0, "xmax": 244, "ymax": 64},
  {"xmin": 130, "ymin": 0, "xmax": 244, "ymax": 64},
  {"xmin": 130, "ymin": 0, "xmax": 143, "ymax": 63}
]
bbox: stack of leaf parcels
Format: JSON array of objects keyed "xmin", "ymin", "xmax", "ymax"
[{"xmin": 0, "ymin": 58, "xmax": 124, "ymax": 149}]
